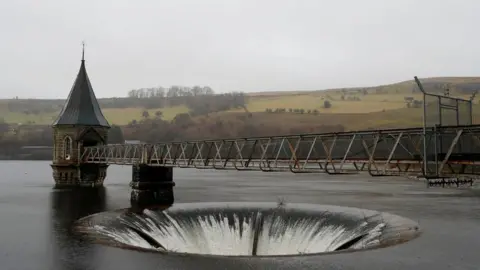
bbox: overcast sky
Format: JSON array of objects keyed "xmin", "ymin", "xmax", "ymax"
[{"xmin": 0, "ymin": 0, "xmax": 478, "ymax": 98}]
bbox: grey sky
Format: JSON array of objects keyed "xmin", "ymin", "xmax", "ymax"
[{"xmin": 0, "ymin": 0, "xmax": 478, "ymax": 99}]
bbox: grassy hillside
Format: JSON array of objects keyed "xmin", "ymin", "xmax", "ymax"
[
  {"xmin": 236, "ymin": 76, "xmax": 480, "ymax": 114},
  {"xmin": 101, "ymin": 106, "xmax": 189, "ymax": 125},
  {"xmin": 0, "ymin": 104, "xmax": 189, "ymax": 125},
  {"xmin": 2, "ymin": 76, "xmax": 480, "ymax": 129},
  {"xmin": 193, "ymin": 108, "xmax": 424, "ymax": 132},
  {"xmin": 229, "ymin": 92, "xmax": 415, "ymax": 114},
  {"xmin": 195, "ymin": 104, "xmax": 480, "ymax": 133}
]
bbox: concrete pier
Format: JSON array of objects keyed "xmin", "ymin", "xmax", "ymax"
[{"xmin": 130, "ymin": 165, "xmax": 175, "ymax": 208}]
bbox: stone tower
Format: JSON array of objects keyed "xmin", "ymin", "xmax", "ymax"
[{"xmin": 51, "ymin": 46, "xmax": 110, "ymax": 187}]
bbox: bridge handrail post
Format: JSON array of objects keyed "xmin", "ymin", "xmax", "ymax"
[
  {"xmin": 415, "ymin": 76, "xmax": 429, "ymax": 180},
  {"xmin": 469, "ymin": 91, "xmax": 476, "ymax": 125},
  {"xmin": 141, "ymin": 144, "xmax": 148, "ymax": 164}
]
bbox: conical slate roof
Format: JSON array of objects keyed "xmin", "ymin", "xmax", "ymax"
[{"xmin": 52, "ymin": 56, "xmax": 110, "ymax": 128}]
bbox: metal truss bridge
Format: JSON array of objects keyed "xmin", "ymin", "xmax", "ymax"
[{"xmin": 82, "ymin": 125, "xmax": 480, "ymax": 182}]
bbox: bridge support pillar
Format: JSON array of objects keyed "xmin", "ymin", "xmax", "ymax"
[{"xmin": 130, "ymin": 165, "xmax": 175, "ymax": 208}]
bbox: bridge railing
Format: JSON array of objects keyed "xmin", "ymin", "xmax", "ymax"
[{"xmin": 81, "ymin": 125, "xmax": 480, "ymax": 178}]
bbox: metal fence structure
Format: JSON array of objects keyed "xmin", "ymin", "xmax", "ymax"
[
  {"xmin": 414, "ymin": 76, "xmax": 476, "ymax": 178},
  {"xmin": 414, "ymin": 76, "xmax": 473, "ymax": 128}
]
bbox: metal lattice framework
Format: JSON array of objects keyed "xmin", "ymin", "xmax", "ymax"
[{"xmin": 81, "ymin": 125, "xmax": 480, "ymax": 178}]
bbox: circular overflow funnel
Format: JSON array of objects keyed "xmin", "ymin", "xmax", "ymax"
[{"xmin": 75, "ymin": 202, "xmax": 420, "ymax": 257}]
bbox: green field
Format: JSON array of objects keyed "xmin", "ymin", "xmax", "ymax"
[
  {"xmin": 230, "ymin": 92, "xmax": 419, "ymax": 114},
  {"xmin": 232, "ymin": 77, "xmax": 479, "ymax": 114}
]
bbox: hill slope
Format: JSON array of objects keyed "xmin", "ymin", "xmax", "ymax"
[{"xmin": 1, "ymin": 76, "xmax": 479, "ymax": 129}]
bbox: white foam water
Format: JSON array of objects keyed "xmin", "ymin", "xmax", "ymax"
[{"xmin": 88, "ymin": 205, "xmax": 387, "ymax": 256}]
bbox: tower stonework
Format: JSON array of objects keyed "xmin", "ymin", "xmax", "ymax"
[{"xmin": 51, "ymin": 48, "xmax": 111, "ymax": 187}]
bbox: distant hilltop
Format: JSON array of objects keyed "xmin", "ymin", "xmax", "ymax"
[{"xmin": 249, "ymin": 76, "xmax": 480, "ymax": 96}]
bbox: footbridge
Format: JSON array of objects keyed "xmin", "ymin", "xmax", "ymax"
[{"xmin": 82, "ymin": 125, "xmax": 480, "ymax": 179}]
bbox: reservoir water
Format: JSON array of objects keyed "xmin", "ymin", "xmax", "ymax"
[{"xmin": 0, "ymin": 161, "xmax": 479, "ymax": 269}]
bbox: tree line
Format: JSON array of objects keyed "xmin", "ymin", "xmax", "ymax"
[
  {"xmin": 127, "ymin": 86, "xmax": 215, "ymax": 98},
  {"xmin": 125, "ymin": 85, "xmax": 248, "ymax": 115}
]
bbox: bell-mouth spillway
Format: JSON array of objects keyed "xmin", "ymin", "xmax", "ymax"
[{"xmin": 74, "ymin": 202, "xmax": 421, "ymax": 257}]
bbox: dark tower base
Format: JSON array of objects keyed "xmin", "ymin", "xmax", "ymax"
[
  {"xmin": 130, "ymin": 165, "xmax": 175, "ymax": 208},
  {"xmin": 51, "ymin": 164, "xmax": 108, "ymax": 187}
]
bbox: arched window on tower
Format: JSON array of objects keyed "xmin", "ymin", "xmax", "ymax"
[{"xmin": 64, "ymin": 136, "xmax": 72, "ymax": 160}]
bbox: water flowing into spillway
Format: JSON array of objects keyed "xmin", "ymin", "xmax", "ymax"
[{"xmin": 75, "ymin": 202, "xmax": 420, "ymax": 257}]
